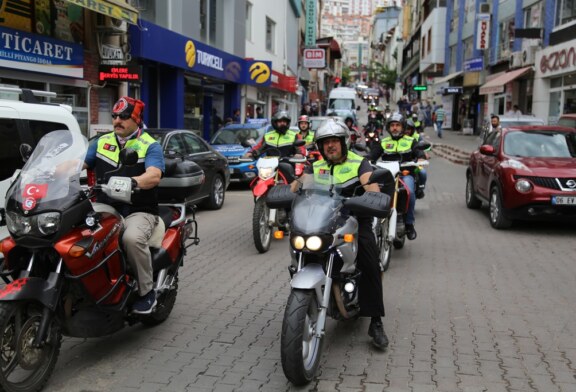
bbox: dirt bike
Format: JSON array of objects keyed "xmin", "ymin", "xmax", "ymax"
[
  {"xmin": 266, "ymin": 173, "xmax": 390, "ymax": 385},
  {"xmin": 249, "ymin": 145, "xmax": 306, "ymax": 253},
  {"xmin": 0, "ymin": 130, "xmax": 198, "ymax": 392}
]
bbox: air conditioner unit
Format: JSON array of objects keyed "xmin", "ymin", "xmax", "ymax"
[
  {"xmin": 510, "ymin": 52, "xmax": 522, "ymax": 69},
  {"xmin": 522, "ymin": 45, "xmax": 538, "ymax": 66},
  {"xmin": 479, "ymin": 3, "xmax": 491, "ymax": 13},
  {"xmin": 96, "ymin": 15, "xmax": 127, "ymax": 33}
]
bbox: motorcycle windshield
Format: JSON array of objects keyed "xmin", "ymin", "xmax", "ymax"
[
  {"xmin": 291, "ymin": 175, "xmax": 345, "ymax": 234},
  {"xmin": 6, "ymin": 130, "xmax": 88, "ymax": 211}
]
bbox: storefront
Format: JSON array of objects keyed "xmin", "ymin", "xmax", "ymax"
[
  {"xmin": 129, "ymin": 20, "xmax": 271, "ymax": 140},
  {"xmin": 533, "ymin": 41, "xmax": 576, "ymax": 124},
  {"xmin": 479, "ymin": 66, "xmax": 533, "ymax": 120}
]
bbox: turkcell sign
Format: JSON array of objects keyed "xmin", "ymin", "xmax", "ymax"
[
  {"xmin": 464, "ymin": 57, "xmax": 484, "ymax": 72},
  {"xmin": 476, "ymin": 14, "xmax": 490, "ymax": 50},
  {"xmin": 305, "ymin": 0, "xmax": 317, "ymax": 47}
]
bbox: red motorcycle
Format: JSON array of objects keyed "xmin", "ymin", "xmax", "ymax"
[
  {"xmin": 249, "ymin": 144, "xmax": 306, "ymax": 253},
  {"xmin": 0, "ymin": 130, "xmax": 198, "ymax": 392}
]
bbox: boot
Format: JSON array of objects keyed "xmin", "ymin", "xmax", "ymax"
[
  {"xmin": 405, "ymin": 224, "xmax": 417, "ymax": 240},
  {"xmin": 368, "ymin": 318, "xmax": 389, "ymax": 350}
]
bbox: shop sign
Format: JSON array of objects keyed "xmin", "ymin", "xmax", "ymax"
[
  {"xmin": 540, "ymin": 47, "xmax": 576, "ymax": 74},
  {"xmin": 99, "ymin": 65, "xmax": 141, "ymax": 82},
  {"xmin": 444, "ymin": 87, "xmax": 463, "ymax": 94},
  {"xmin": 100, "ymin": 43, "xmax": 125, "ymax": 65},
  {"xmin": 464, "ymin": 57, "xmax": 483, "ymax": 72},
  {"xmin": 303, "ymin": 48, "xmax": 325, "ymax": 68},
  {"xmin": 245, "ymin": 60, "xmax": 272, "ymax": 86},
  {"xmin": 305, "ymin": 0, "xmax": 317, "ymax": 47},
  {"xmin": 271, "ymin": 70, "xmax": 297, "ymax": 93},
  {"xmin": 65, "ymin": 0, "xmax": 139, "ymax": 24},
  {"xmin": 476, "ymin": 14, "xmax": 490, "ymax": 50},
  {"xmin": 0, "ymin": 26, "xmax": 83, "ymax": 78}
]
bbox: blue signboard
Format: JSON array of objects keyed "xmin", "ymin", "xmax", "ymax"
[
  {"xmin": 130, "ymin": 21, "xmax": 271, "ymax": 86},
  {"xmin": 0, "ymin": 26, "xmax": 84, "ymax": 78},
  {"xmin": 464, "ymin": 57, "xmax": 484, "ymax": 72}
]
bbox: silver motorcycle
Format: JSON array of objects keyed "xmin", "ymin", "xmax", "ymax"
[{"xmin": 266, "ymin": 171, "xmax": 390, "ymax": 385}]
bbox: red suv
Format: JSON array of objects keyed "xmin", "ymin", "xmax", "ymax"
[{"xmin": 466, "ymin": 126, "xmax": 576, "ymax": 228}]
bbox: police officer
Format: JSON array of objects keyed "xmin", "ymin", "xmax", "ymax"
[
  {"xmin": 84, "ymin": 96, "xmax": 165, "ymax": 314},
  {"xmin": 244, "ymin": 110, "xmax": 304, "ymax": 181},
  {"xmin": 291, "ymin": 118, "xmax": 389, "ymax": 350},
  {"xmin": 297, "ymin": 114, "xmax": 314, "ymax": 146},
  {"xmin": 370, "ymin": 113, "xmax": 424, "ymax": 240}
]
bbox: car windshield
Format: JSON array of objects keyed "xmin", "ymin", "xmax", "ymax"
[
  {"xmin": 557, "ymin": 118, "xmax": 576, "ymax": 128},
  {"xmin": 210, "ymin": 126, "xmax": 265, "ymax": 145},
  {"xmin": 503, "ymin": 130, "xmax": 576, "ymax": 158},
  {"xmin": 329, "ymin": 99, "xmax": 354, "ymax": 110}
]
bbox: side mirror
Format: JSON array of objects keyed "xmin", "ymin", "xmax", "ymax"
[
  {"xmin": 119, "ymin": 148, "xmax": 139, "ymax": 166},
  {"xmin": 479, "ymin": 145, "xmax": 495, "ymax": 155},
  {"xmin": 19, "ymin": 144, "xmax": 33, "ymax": 163},
  {"xmin": 415, "ymin": 141, "xmax": 432, "ymax": 151},
  {"xmin": 294, "ymin": 139, "xmax": 306, "ymax": 147}
]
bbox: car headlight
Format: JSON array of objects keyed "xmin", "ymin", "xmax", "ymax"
[
  {"xmin": 239, "ymin": 157, "xmax": 255, "ymax": 162},
  {"xmin": 306, "ymin": 236, "xmax": 322, "ymax": 251},
  {"xmin": 6, "ymin": 211, "xmax": 61, "ymax": 236},
  {"xmin": 258, "ymin": 167, "xmax": 275, "ymax": 180},
  {"xmin": 292, "ymin": 235, "xmax": 305, "ymax": 250},
  {"xmin": 515, "ymin": 179, "xmax": 533, "ymax": 193}
]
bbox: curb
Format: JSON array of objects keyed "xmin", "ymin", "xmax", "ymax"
[{"xmin": 431, "ymin": 143, "xmax": 471, "ymax": 166}]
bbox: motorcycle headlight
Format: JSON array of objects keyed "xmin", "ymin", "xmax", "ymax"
[
  {"xmin": 259, "ymin": 167, "xmax": 274, "ymax": 180},
  {"xmin": 292, "ymin": 235, "xmax": 305, "ymax": 250},
  {"xmin": 6, "ymin": 211, "xmax": 61, "ymax": 236},
  {"xmin": 306, "ymin": 236, "xmax": 322, "ymax": 251}
]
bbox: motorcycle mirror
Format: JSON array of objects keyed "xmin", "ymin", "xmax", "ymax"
[
  {"xmin": 367, "ymin": 168, "xmax": 388, "ymax": 185},
  {"xmin": 19, "ymin": 143, "xmax": 33, "ymax": 163},
  {"xmin": 119, "ymin": 148, "xmax": 139, "ymax": 166},
  {"xmin": 294, "ymin": 139, "xmax": 306, "ymax": 147},
  {"xmin": 415, "ymin": 141, "xmax": 432, "ymax": 151}
]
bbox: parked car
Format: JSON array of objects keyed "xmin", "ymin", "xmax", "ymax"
[
  {"xmin": 466, "ymin": 125, "xmax": 576, "ymax": 229},
  {"xmin": 210, "ymin": 123, "xmax": 270, "ymax": 183},
  {"xmin": 146, "ymin": 128, "xmax": 230, "ymax": 209},
  {"xmin": 557, "ymin": 113, "xmax": 576, "ymax": 128},
  {"xmin": 0, "ymin": 87, "xmax": 83, "ymax": 243}
]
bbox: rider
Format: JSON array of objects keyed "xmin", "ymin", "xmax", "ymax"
[
  {"xmin": 404, "ymin": 119, "xmax": 428, "ymax": 199},
  {"xmin": 344, "ymin": 116, "xmax": 361, "ymax": 147},
  {"xmin": 297, "ymin": 114, "xmax": 314, "ymax": 146},
  {"xmin": 244, "ymin": 110, "xmax": 304, "ymax": 181},
  {"xmin": 291, "ymin": 118, "xmax": 389, "ymax": 350},
  {"xmin": 411, "ymin": 112, "xmax": 423, "ymax": 134},
  {"xmin": 83, "ymin": 96, "xmax": 165, "ymax": 314},
  {"xmin": 370, "ymin": 112, "xmax": 424, "ymax": 240}
]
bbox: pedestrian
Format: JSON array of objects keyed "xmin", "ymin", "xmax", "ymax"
[
  {"xmin": 506, "ymin": 104, "xmax": 522, "ymax": 116},
  {"xmin": 232, "ymin": 109, "xmax": 241, "ymax": 123},
  {"xmin": 434, "ymin": 104, "xmax": 445, "ymax": 138},
  {"xmin": 256, "ymin": 106, "xmax": 264, "ymax": 119},
  {"xmin": 212, "ymin": 108, "xmax": 222, "ymax": 133}
]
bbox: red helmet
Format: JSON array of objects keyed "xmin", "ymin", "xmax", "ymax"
[{"xmin": 298, "ymin": 115, "xmax": 310, "ymax": 125}]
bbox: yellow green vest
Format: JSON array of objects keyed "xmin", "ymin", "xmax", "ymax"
[
  {"xmin": 313, "ymin": 150, "xmax": 364, "ymax": 189},
  {"xmin": 381, "ymin": 135, "xmax": 414, "ymax": 153}
]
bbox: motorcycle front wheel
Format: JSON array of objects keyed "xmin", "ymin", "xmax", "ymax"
[
  {"xmin": 252, "ymin": 198, "xmax": 272, "ymax": 253},
  {"xmin": 281, "ymin": 289, "xmax": 323, "ymax": 386},
  {"xmin": 0, "ymin": 302, "xmax": 62, "ymax": 392}
]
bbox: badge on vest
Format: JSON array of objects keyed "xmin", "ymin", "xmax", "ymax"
[
  {"xmin": 103, "ymin": 143, "xmax": 117, "ymax": 152},
  {"xmin": 318, "ymin": 169, "xmax": 329, "ymax": 177},
  {"xmin": 339, "ymin": 167, "xmax": 352, "ymax": 174},
  {"xmin": 385, "ymin": 143, "xmax": 395, "ymax": 149}
]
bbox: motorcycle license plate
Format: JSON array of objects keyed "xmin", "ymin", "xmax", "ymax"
[{"xmin": 551, "ymin": 195, "xmax": 576, "ymax": 205}]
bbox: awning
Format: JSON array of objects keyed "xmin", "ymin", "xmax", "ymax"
[
  {"xmin": 434, "ymin": 71, "xmax": 463, "ymax": 85},
  {"xmin": 479, "ymin": 66, "xmax": 532, "ymax": 95},
  {"xmin": 65, "ymin": 0, "xmax": 139, "ymax": 24}
]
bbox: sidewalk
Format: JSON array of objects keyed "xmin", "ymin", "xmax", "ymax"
[{"xmin": 421, "ymin": 126, "xmax": 481, "ymax": 165}]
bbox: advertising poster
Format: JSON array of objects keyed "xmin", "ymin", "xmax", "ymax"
[{"xmin": 0, "ymin": 0, "xmax": 33, "ymax": 32}]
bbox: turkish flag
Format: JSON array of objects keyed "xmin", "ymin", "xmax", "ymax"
[{"xmin": 22, "ymin": 184, "xmax": 48, "ymax": 199}]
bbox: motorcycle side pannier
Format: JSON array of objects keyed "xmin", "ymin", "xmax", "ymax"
[{"xmin": 157, "ymin": 158, "xmax": 204, "ymax": 203}]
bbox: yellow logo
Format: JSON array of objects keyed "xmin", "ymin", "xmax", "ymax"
[
  {"xmin": 249, "ymin": 62, "xmax": 271, "ymax": 84},
  {"xmin": 185, "ymin": 40, "xmax": 196, "ymax": 68}
]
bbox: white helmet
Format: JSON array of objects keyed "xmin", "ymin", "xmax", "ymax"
[{"xmin": 314, "ymin": 118, "xmax": 351, "ymax": 161}]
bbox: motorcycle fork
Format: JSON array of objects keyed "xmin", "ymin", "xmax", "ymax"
[
  {"xmin": 268, "ymin": 208, "xmax": 277, "ymax": 227},
  {"xmin": 316, "ymin": 253, "xmax": 334, "ymax": 339}
]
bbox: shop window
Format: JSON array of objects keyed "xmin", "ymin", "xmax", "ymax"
[{"xmin": 266, "ymin": 17, "xmax": 276, "ymax": 53}]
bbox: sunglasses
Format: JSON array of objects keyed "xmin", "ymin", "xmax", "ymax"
[{"xmin": 112, "ymin": 113, "xmax": 132, "ymax": 120}]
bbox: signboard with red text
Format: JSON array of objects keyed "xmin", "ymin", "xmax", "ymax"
[{"xmin": 303, "ymin": 48, "xmax": 325, "ymax": 68}]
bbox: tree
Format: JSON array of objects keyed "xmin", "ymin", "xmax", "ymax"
[
  {"xmin": 341, "ymin": 65, "xmax": 351, "ymax": 85},
  {"xmin": 368, "ymin": 61, "xmax": 397, "ymax": 88}
]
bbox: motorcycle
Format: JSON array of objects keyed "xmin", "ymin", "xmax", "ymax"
[
  {"xmin": 266, "ymin": 172, "xmax": 390, "ymax": 385},
  {"xmin": 0, "ymin": 130, "xmax": 198, "ymax": 392},
  {"xmin": 374, "ymin": 158, "xmax": 429, "ymax": 271},
  {"xmin": 363, "ymin": 123, "xmax": 381, "ymax": 153},
  {"xmin": 249, "ymin": 144, "xmax": 306, "ymax": 253}
]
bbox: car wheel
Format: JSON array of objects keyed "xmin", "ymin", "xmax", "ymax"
[
  {"xmin": 489, "ymin": 186, "xmax": 512, "ymax": 229},
  {"xmin": 202, "ymin": 174, "xmax": 225, "ymax": 210},
  {"xmin": 465, "ymin": 174, "xmax": 482, "ymax": 209}
]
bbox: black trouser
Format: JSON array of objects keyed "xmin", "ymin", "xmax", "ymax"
[{"xmin": 357, "ymin": 217, "xmax": 385, "ymax": 317}]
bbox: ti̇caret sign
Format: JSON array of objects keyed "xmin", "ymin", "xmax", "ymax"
[
  {"xmin": 0, "ymin": 26, "xmax": 83, "ymax": 78},
  {"xmin": 130, "ymin": 20, "xmax": 271, "ymax": 86}
]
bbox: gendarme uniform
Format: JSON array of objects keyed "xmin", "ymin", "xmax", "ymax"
[
  {"xmin": 380, "ymin": 134, "xmax": 415, "ymax": 162},
  {"xmin": 94, "ymin": 131, "xmax": 160, "ymax": 216},
  {"xmin": 261, "ymin": 128, "xmax": 300, "ymax": 157},
  {"xmin": 301, "ymin": 130, "xmax": 315, "ymax": 146},
  {"xmin": 312, "ymin": 150, "xmax": 365, "ymax": 196}
]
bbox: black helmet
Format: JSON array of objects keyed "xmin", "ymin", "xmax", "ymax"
[
  {"xmin": 272, "ymin": 110, "xmax": 291, "ymax": 134},
  {"xmin": 386, "ymin": 112, "xmax": 404, "ymax": 139},
  {"xmin": 344, "ymin": 116, "xmax": 354, "ymax": 126},
  {"xmin": 404, "ymin": 118, "xmax": 416, "ymax": 136}
]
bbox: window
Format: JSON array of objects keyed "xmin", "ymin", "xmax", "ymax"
[
  {"xmin": 246, "ymin": 2, "xmax": 252, "ymax": 41},
  {"xmin": 266, "ymin": 17, "xmax": 275, "ymax": 53},
  {"xmin": 555, "ymin": 0, "xmax": 576, "ymax": 26},
  {"xmin": 182, "ymin": 133, "xmax": 208, "ymax": 154},
  {"xmin": 166, "ymin": 135, "xmax": 186, "ymax": 155}
]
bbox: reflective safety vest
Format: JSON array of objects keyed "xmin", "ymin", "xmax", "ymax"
[
  {"xmin": 301, "ymin": 130, "xmax": 315, "ymax": 145},
  {"xmin": 312, "ymin": 150, "xmax": 365, "ymax": 194},
  {"xmin": 95, "ymin": 131, "xmax": 159, "ymax": 216},
  {"xmin": 381, "ymin": 135, "xmax": 414, "ymax": 154},
  {"xmin": 263, "ymin": 129, "xmax": 299, "ymax": 157}
]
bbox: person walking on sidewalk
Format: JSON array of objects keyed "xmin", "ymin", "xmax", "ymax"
[{"xmin": 434, "ymin": 105, "xmax": 445, "ymax": 138}]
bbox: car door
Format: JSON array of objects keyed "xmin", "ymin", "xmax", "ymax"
[
  {"xmin": 477, "ymin": 131, "xmax": 502, "ymax": 197},
  {"xmin": 181, "ymin": 132, "xmax": 217, "ymax": 197}
]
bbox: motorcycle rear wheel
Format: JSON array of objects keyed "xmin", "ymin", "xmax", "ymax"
[
  {"xmin": 281, "ymin": 290, "xmax": 323, "ymax": 386},
  {"xmin": 0, "ymin": 302, "xmax": 62, "ymax": 392},
  {"xmin": 253, "ymin": 198, "xmax": 272, "ymax": 253},
  {"xmin": 377, "ymin": 219, "xmax": 392, "ymax": 272},
  {"xmin": 140, "ymin": 272, "xmax": 179, "ymax": 327}
]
